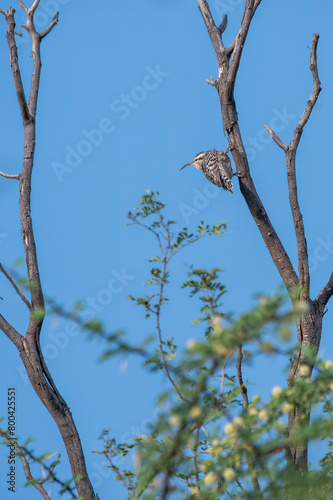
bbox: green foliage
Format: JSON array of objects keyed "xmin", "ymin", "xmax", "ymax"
[{"xmin": 92, "ymin": 193, "xmax": 333, "ymax": 499}]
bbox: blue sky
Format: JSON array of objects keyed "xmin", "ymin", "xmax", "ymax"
[{"xmin": 0, "ymin": 0, "xmax": 333, "ymax": 498}]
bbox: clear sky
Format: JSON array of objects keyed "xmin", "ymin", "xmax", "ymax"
[{"xmin": 0, "ymin": 1, "xmax": 333, "ymax": 498}]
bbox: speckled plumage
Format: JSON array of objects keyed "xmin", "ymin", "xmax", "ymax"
[{"xmin": 181, "ymin": 149, "xmax": 234, "ymax": 193}]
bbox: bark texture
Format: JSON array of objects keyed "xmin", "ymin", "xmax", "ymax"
[
  {"xmin": 197, "ymin": 0, "xmax": 333, "ymax": 483},
  {"xmin": 0, "ymin": 4, "xmax": 96, "ymax": 499}
]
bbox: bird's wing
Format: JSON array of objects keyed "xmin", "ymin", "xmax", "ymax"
[
  {"xmin": 202, "ymin": 149, "xmax": 222, "ymax": 187},
  {"xmin": 216, "ymin": 151, "xmax": 234, "ymax": 179}
]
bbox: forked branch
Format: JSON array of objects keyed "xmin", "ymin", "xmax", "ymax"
[
  {"xmin": 264, "ymin": 34, "xmax": 321, "ymax": 296},
  {"xmin": 197, "ymin": 0, "xmax": 299, "ymax": 296}
]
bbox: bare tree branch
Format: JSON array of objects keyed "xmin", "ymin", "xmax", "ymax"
[
  {"xmin": 316, "ymin": 272, "xmax": 333, "ymax": 308},
  {"xmin": 30, "ymin": 0, "xmax": 41, "ymax": 13},
  {"xmin": 40, "ymin": 12, "xmax": 59, "ymax": 39},
  {"xmin": 0, "ymin": 4, "xmax": 96, "ymax": 498},
  {"xmin": 266, "ymin": 34, "xmax": 321, "ymax": 296},
  {"xmin": 2, "ymin": 8, "xmax": 31, "ymax": 124},
  {"xmin": 263, "ymin": 125, "xmax": 288, "ymax": 152},
  {"xmin": 197, "ymin": 0, "xmax": 224, "ymax": 68},
  {"xmin": 236, "ymin": 345, "xmax": 249, "ymax": 408},
  {"xmin": 0, "ymin": 170, "xmax": 20, "ymax": 180},
  {"xmin": 0, "ymin": 314, "xmax": 23, "ymax": 350},
  {"xmin": 197, "ymin": 0, "xmax": 299, "ymax": 296},
  {"xmin": 228, "ymin": 0, "xmax": 261, "ymax": 86},
  {"xmin": 285, "ymin": 34, "xmax": 321, "ymax": 294},
  {"xmin": 17, "ymin": 1, "xmax": 28, "ymax": 14},
  {"xmin": 0, "ymin": 262, "xmax": 32, "ymax": 310}
]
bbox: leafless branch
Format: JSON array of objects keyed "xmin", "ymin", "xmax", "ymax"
[
  {"xmin": 40, "ymin": 12, "xmax": 59, "ymax": 39},
  {"xmin": 197, "ymin": 0, "xmax": 298, "ymax": 295},
  {"xmin": 236, "ymin": 345, "xmax": 249, "ymax": 408},
  {"xmin": 2, "ymin": 8, "xmax": 31, "ymax": 123},
  {"xmin": 0, "ymin": 314, "xmax": 23, "ymax": 349},
  {"xmin": 316, "ymin": 272, "xmax": 333, "ymax": 308},
  {"xmin": 0, "ymin": 3, "xmax": 95, "ymax": 498},
  {"xmin": 228, "ymin": 0, "xmax": 261, "ymax": 85},
  {"xmin": 30, "ymin": 0, "xmax": 41, "ymax": 13},
  {"xmin": 17, "ymin": 1, "xmax": 28, "ymax": 13},
  {"xmin": 266, "ymin": 34, "xmax": 321, "ymax": 296},
  {"xmin": 197, "ymin": 0, "xmax": 224, "ymax": 68},
  {"xmin": 291, "ymin": 34, "xmax": 321, "ymax": 145},
  {"xmin": 0, "ymin": 262, "xmax": 32, "ymax": 310},
  {"xmin": 286, "ymin": 34, "xmax": 321, "ymax": 293},
  {"xmin": 263, "ymin": 125, "xmax": 288, "ymax": 152},
  {"xmin": 0, "ymin": 170, "xmax": 20, "ymax": 180}
]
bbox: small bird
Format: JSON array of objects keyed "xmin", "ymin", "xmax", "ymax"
[{"xmin": 180, "ymin": 149, "xmax": 234, "ymax": 193}]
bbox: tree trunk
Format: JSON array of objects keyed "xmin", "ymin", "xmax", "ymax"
[
  {"xmin": 197, "ymin": 0, "xmax": 333, "ymax": 487},
  {"xmin": 0, "ymin": 5, "xmax": 96, "ymax": 499}
]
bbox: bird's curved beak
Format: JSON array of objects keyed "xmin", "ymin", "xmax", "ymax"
[{"xmin": 180, "ymin": 163, "xmax": 192, "ymax": 171}]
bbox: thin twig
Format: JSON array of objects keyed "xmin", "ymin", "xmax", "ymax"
[
  {"xmin": 40, "ymin": 12, "xmax": 59, "ymax": 39},
  {"xmin": 0, "ymin": 262, "xmax": 32, "ymax": 310},
  {"xmin": 17, "ymin": 1, "xmax": 28, "ymax": 13},
  {"xmin": 263, "ymin": 125, "xmax": 288, "ymax": 152},
  {"xmin": 316, "ymin": 271, "xmax": 333, "ymax": 308},
  {"xmin": 0, "ymin": 429, "xmax": 77, "ymax": 499},
  {"xmin": 236, "ymin": 345, "xmax": 249, "ymax": 408},
  {"xmin": 0, "ymin": 171, "xmax": 20, "ymax": 180},
  {"xmin": 236, "ymin": 346, "xmax": 263, "ymax": 497}
]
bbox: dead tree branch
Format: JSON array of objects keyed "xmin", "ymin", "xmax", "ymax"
[
  {"xmin": 0, "ymin": 170, "xmax": 20, "ymax": 179},
  {"xmin": 0, "ymin": 4, "xmax": 95, "ymax": 499},
  {"xmin": 197, "ymin": 0, "xmax": 298, "ymax": 297},
  {"xmin": 265, "ymin": 34, "xmax": 321, "ymax": 297},
  {"xmin": 0, "ymin": 262, "xmax": 32, "ymax": 310},
  {"xmin": 197, "ymin": 0, "xmax": 330, "ymax": 476},
  {"xmin": 316, "ymin": 272, "xmax": 333, "ymax": 309}
]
